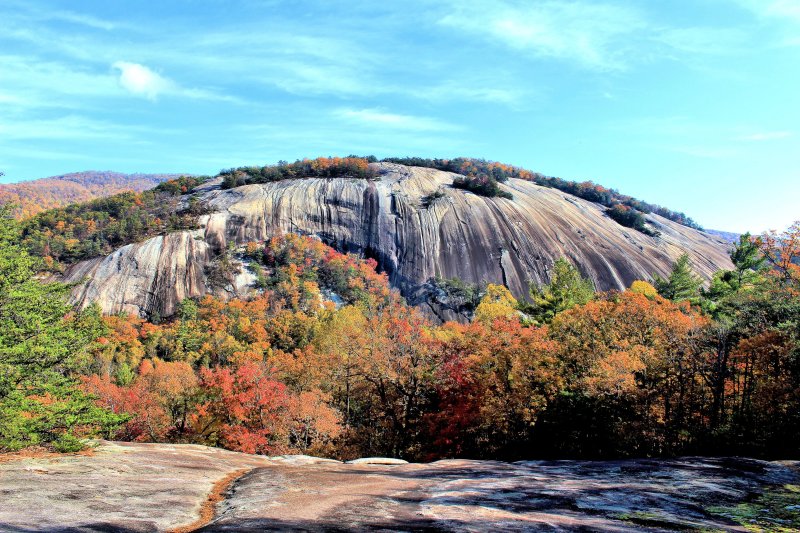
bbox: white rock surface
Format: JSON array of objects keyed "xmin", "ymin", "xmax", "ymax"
[
  {"xmin": 4, "ymin": 441, "xmax": 796, "ymax": 532},
  {"xmin": 346, "ymin": 457, "xmax": 409, "ymax": 465}
]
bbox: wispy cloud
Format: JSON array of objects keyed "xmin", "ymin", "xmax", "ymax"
[
  {"xmin": 0, "ymin": 55, "xmax": 120, "ymax": 111},
  {"xmin": 411, "ymin": 80, "xmax": 529, "ymax": 106},
  {"xmin": 0, "ymin": 114, "xmax": 159, "ymax": 141},
  {"xmin": 733, "ymin": 0, "xmax": 800, "ymax": 46},
  {"xmin": 438, "ymin": 1, "xmax": 757, "ymax": 70},
  {"xmin": 736, "ymin": 0, "xmax": 800, "ymax": 23},
  {"xmin": 333, "ymin": 108, "xmax": 459, "ymax": 132},
  {"xmin": 1, "ymin": 3, "xmax": 528, "ymax": 107},
  {"xmin": 654, "ymin": 27, "xmax": 747, "ymax": 55},
  {"xmin": 736, "ymin": 131, "xmax": 793, "ymax": 141},
  {"xmin": 111, "ymin": 61, "xmax": 240, "ymax": 102},
  {"xmin": 439, "ymin": 0, "xmax": 647, "ymax": 70},
  {"xmin": 47, "ymin": 10, "xmax": 118, "ymax": 30}
]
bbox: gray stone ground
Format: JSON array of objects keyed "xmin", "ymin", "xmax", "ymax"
[{"xmin": 1, "ymin": 441, "xmax": 797, "ymax": 532}]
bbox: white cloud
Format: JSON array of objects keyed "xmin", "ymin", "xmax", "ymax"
[
  {"xmin": 333, "ymin": 108, "xmax": 458, "ymax": 132},
  {"xmin": 112, "ymin": 61, "xmax": 174, "ymax": 100},
  {"xmin": 734, "ymin": 0, "xmax": 800, "ymax": 46},
  {"xmin": 412, "ymin": 82, "xmax": 527, "ymax": 106},
  {"xmin": 439, "ymin": 1, "xmax": 756, "ymax": 69},
  {"xmin": 110, "ymin": 61, "xmax": 239, "ymax": 103}
]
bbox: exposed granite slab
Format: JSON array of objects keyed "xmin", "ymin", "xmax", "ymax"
[
  {"xmin": 2, "ymin": 442, "xmax": 797, "ymax": 532},
  {"xmin": 201, "ymin": 457, "xmax": 798, "ymax": 532},
  {"xmin": 0, "ymin": 441, "xmax": 274, "ymax": 532}
]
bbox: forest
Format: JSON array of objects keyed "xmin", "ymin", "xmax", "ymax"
[
  {"xmin": 0, "ymin": 171, "xmax": 181, "ymax": 219},
  {"xmin": 2, "ymin": 199, "xmax": 798, "ymax": 460}
]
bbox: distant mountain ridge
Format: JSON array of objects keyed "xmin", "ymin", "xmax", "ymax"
[
  {"xmin": 704, "ymin": 229, "xmax": 741, "ymax": 244},
  {"xmin": 0, "ymin": 171, "xmax": 186, "ymax": 218}
]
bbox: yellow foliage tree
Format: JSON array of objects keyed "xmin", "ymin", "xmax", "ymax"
[
  {"xmin": 474, "ymin": 284, "xmax": 518, "ymax": 322},
  {"xmin": 629, "ymin": 280, "xmax": 658, "ymax": 299}
]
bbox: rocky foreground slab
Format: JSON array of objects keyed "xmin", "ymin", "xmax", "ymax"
[{"xmin": 1, "ymin": 441, "xmax": 797, "ymax": 532}]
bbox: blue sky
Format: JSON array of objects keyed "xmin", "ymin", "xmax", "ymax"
[{"xmin": 1, "ymin": 0, "xmax": 798, "ymax": 233}]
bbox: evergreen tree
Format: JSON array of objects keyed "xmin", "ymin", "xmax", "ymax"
[
  {"xmin": 0, "ymin": 206, "xmax": 123, "ymax": 452},
  {"xmin": 730, "ymin": 233, "xmax": 767, "ymax": 287},
  {"xmin": 653, "ymin": 253, "xmax": 702, "ymax": 304},
  {"xmin": 525, "ymin": 258, "xmax": 595, "ymax": 323},
  {"xmin": 704, "ymin": 233, "xmax": 767, "ymax": 309}
]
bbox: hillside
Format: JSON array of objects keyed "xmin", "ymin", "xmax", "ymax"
[
  {"xmin": 56, "ymin": 162, "xmax": 733, "ymax": 320},
  {"xmin": 3, "ymin": 187, "xmax": 798, "ymax": 477},
  {"xmin": 0, "ymin": 171, "xmax": 184, "ymax": 218}
]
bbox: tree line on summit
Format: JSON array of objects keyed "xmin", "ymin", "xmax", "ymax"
[
  {"xmin": 221, "ymin": 156, "xmax": 699, "ymax": 231},
  {"xmin": 13, "ymin": 156, "xmax": 701, "ymax": 273},
  {"xmin": 2, "ymin": 199, "xmax": 798, "ymax": 460}
]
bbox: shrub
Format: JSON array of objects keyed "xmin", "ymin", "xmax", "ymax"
[
  {"xmin": 452, "ymin": 176, "xmax": 513, "ymax": 199},
  {"xmin": 606, "ymin": 204, "xmax": 658, "ymax": 236}
]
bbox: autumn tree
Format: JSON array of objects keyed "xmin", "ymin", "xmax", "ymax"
[
  {"xmin": 473, "ymin": 283, "xmax": 518, "ymax": 322},
  {"xmin": 542, "ymin": 290, "xmax": 709, "ymax": 456},
  {"xmin": 342, "ymin": 303, "xmax": 438, "ymax": 459},
  {"xmin": 759, "ymin": 221, "xmax": 800, "ymax": 289},
  {"xmin": 83, "ymin": 359, "xmax": 198, "ymax": 442},
  {"xmin": 196, "ymin": 363, "xmax": 289, "ymax": 454},
  {"xmin": 429, "ymin": 317, "xmax": 561, "ymax": 459}
]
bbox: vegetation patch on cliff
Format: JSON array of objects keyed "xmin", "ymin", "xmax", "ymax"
[
  {"xmin": 19, "ymin": 175, "xmax": 211, "ymax": 270},
  {"xmin": 383, "ymin": 156, "xmax": 697, "ymax": 232},
  {"xmin": 219, "ymin": 156, "xmax": 378, "ymax": 189}
]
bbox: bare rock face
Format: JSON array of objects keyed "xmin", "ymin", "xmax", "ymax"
[
  {"xmin": 0, "ymin": 441, "xmax": 276, "ymax": 532},
  {"xmin": 62, "ymin": 163, "xmax": 733, "ymax": 318},
  {"xmin": 1, "ymin": 441, "xmax": 797, "ymax": 532}
]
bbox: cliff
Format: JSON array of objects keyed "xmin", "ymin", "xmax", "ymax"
[{"xmin": 62, "ymin": 163, "xmax": 733, "ymax": 318}]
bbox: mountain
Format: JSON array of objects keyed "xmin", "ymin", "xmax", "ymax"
[
  {"xmin": 59, "ymin": 162, "xmax": 733, "ymax": 320},
  {"xmin": 0, "ymin": 171, "xmax": 185, "ymax": 218},
  {"xmin": 705, "ymin": 229, "xmax": 741, "ymax": 244}
]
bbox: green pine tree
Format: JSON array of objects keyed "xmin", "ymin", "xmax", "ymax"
[
  {"xmin": 653, "ymin": 253, "xmax": 703, "ymax": 304},
  {"xmin": 729, "ymin": 233, "xmax": 767, "ymax": 288},
  {"xmin": 0, "ymin": 206, "xmax": 124, "ymax": 452},
  {"xmin": 525, "ymin": 257, "xmax": 595, "ymax": 323},
  {"xmin": 703, "ymin": 233, "xmax": 769, "ymax": 316}
]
